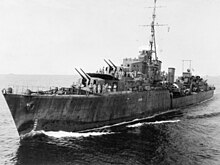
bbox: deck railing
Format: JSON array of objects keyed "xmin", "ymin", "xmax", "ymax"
[
  {"xmin": 4, "ymin": 84, "xmax": 170, "ymax": 96},
  {"xmin": 6, "ymin": 85, "xmax": 57, "ymax": 94}
]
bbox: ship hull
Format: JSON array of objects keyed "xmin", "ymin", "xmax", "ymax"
[{"xmin": 3, "ymin": 89, "xmax": 214, "ymax": 136}]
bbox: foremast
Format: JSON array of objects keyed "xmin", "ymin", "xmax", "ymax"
[{"xmin": 150, "ymin": 0, "xmax": 158, "ymax": 60}]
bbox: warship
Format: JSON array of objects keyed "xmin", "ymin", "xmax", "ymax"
[{"xmin": 2, "ymin": 0, "xmax": 215, "ymax": 136}]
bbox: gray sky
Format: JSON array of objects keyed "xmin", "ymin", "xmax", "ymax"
[{"xmin": 0, "ymin": 0, "xmax": 220, "ymax": 76}]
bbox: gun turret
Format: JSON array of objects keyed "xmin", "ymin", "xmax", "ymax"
[
  {"xmin": 75, "ymin": 68, "xmax": 87, "ymax": 86},
  {"xmin": 104, "ymin": 59, "xmax": 114, "ymax": 73},
  {"xmin": 80, "ymin": 68, "xmax": 91, "ymax": 85},
  {"xmin": 108, "ymin": 59, "xmax": 117, "ymax": 71}
]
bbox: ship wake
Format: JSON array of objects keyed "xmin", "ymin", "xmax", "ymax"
[
  {"xmin": 126, "ymin": 119, "xmax": 180, "ymax": 128},
  {"xmin": 186, "ymin": 112, "xmax": 220, "ymax": 120},
  {"xmin": 20, "ymin": 109, "xmax": 184, "ymax": 140},
  {"xmin": 42, "ymin": 130, "xmax": 113, "ymax": 138},
  {"xmin": 21, "ymin": 130, "xmax": 113, "ymax": 140}
]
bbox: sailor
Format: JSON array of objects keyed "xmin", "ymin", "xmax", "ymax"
[
  {"xmin": 105, "ymin": 67, "xmax": 108, "ymax": 74},
  {"xmin": 102, "ymin": 67, "xmax": 105, "ymax": 74},
  {"xmin": 97, "ymin": 84, "xmax": 101, "ymax": 93},
  {"xmin": 54, "ymin": 87, "xmax": 58, "ymax": 94},
  {"xmin": 108, "ymin": 84, "xmax": 112, "ymax": 92},
  {"xmin": 102, "ymin": 84, "xmax": 106, "ymax": 93},
  {"xmin": 89, "ymin": 83, "xmax": 93, "ymax": 93},
  {"xmin": 78, "ymin": 84, "xmax": 81, "ymax": 95},
  {"xmin": 113, "ymin": 84, "xmax": 117, "ymax": 92},
  {"xmin": 85, "ymin": 84, "xmax": 89, "ymax": 96},
  {"xmin": 131, "ymin": 71, "xmax": 134, "ymax": 78},
  {"xmin": 2, "ymin": 88, "xmax": 6, "ymax": 94},
  {"xmin": 127, "ymin": 72, "xmax": 130, "ymax": 77},
  {"xmin": 93, "ymin": 83, "xmax": 97, "ymax": 93},
  {"xmin": 115, "ymin": 71, "xmax": 119, "ymax": 79},
  {"xmin": 110, "ymin": 70, "xmax": 114, "ymax": 76}
]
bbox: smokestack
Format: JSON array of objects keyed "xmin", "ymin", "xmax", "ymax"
[{"xmin": 168, "ymin": 68, "xmax": 175, "ymax": 83}]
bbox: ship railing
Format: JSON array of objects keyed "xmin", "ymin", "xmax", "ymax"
[
  {"xmin": 4, "ymin": 84, "xmax": 169, "ymax": 96},
  {"xmin": 6, "ymin": 85, "xmax": 58, "ymax": 95}
]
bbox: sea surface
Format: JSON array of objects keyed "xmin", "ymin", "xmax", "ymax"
[{"xmin": 0, "ymin": 74, "xmax": 220, "ymax": 165}]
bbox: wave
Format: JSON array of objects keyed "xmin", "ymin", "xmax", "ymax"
[
  {"xmin": 127, "ymin": 119, "xmax": 180, "ymax": 128},
  {"xmin": 42, "ymin": 130, "xmax": 112, "ymax": 138},
  {"xmin": 80, "ymin": 109, "xmax": 182, "ymax": 133},
  {"xmin": 21, "ymin": 130, "xmax": 112, "ymax": 139},
  {"xmin": 186, "ymin": 112, "xmax": 220, "ymax": 120},
  {"xmin": 20, "ymin": 109, "xmax": 183, "ymax": 140}
]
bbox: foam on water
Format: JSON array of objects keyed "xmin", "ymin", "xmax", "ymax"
[
  {"xmin": 127, "ymin": 119, "xmax": 181, "ymax": 128},
  {"xmin": 42, "ymin": 130, "xmax": 113, "ymax": 138},
  {"xmin": 21, "ymin": 130, "xmax": 113, "ymax": 139},
  {"xmin": 187, "ymin": 112, "xmax": 220, "ymax": 120},
  {"xmin": 81, "ymin": 109, "xmax": 181, "ymax": 132}
]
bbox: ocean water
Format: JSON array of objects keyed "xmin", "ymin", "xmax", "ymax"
[{"xmin": 0, "ymin": 74, "xmax": 220, "ymax": 165}]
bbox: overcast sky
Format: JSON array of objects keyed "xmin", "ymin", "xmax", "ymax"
[{"xmin": 0, "ymin": 0, "xmax": 220, "ymax": 76}]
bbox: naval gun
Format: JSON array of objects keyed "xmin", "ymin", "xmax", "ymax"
[
  {"xmin": 75, "ymin": 68, "xmax": 87, "ymax": 86},
  {"xmin": 80, "ymin": 68, "xmax": 91, "ymax": 85},
  {"xmin": 104, "ymin": 59, "xmax": 114, "ymax": 73},
  {"xmin": 108, "ymin": 59, "xmax": 118, "ymax": 71}
]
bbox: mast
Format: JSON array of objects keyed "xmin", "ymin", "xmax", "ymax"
[
  {"xmin": 141, "ymin": 0, "xmax": 166, "ymax": 61},
  {"xmin": 182, "ymin": 60, "xmax": 192, "ymax": 73},
  {"xmin": 150, "ymin": 0, "xmax": 158, "ymax": 60}
]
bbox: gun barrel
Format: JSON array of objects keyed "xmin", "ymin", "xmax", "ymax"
[
  {"xmin": 75, "ymin": 68, "xmax": 87, "ymax": 86},
  {"xmin": 108, "ymin": 59, "xmax": 117, "ymax": 70},
  {"xmin": 104, "ymin": 59, "xmax": 114, "ymax": 70},
  {"xmin": 80, "ymin": 68, "xmax": 91, "ymax": 84},
  {"xmin": 80, "ymin": 69, "xmax": 90, "ymax": 79},
  {"xmin": 104, "ymin": 59, "xmax": 111, "ymax": 66},
  {"xmin": 75, "ymin": 68, "xmax": 85, "ymax": 79}
]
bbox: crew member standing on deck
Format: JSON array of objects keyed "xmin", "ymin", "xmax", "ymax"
[
  {"xmin": 93, "ymin": 83, "xmax": 97, "ymax": 93},
  {"xmin": 102, "ymin": 83, "xmax": 106, "ymax": 93},
  {"xmin": 108, "ymin": 84, "xmax": 112, "ymax": 92},
  {"xmin": 89, "ymin": 83, "xmax": 93, "ymax": 93},
  {"xmin": 113, "ymin": 83, "xmax": 117, "ymax": 92},
  {"xmin": 97, "ymin": 84, "xmax": 101, "ymax": 93}
]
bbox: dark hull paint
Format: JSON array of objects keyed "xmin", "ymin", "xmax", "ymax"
[{"xmin": 3, "ymin": 90, "xmax": 214, "ymax": 136}]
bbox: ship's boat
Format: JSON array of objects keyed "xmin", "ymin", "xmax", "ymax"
[{"xmin": 2, "ymin": 1, "xmax": 215, "ymax": 136}]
